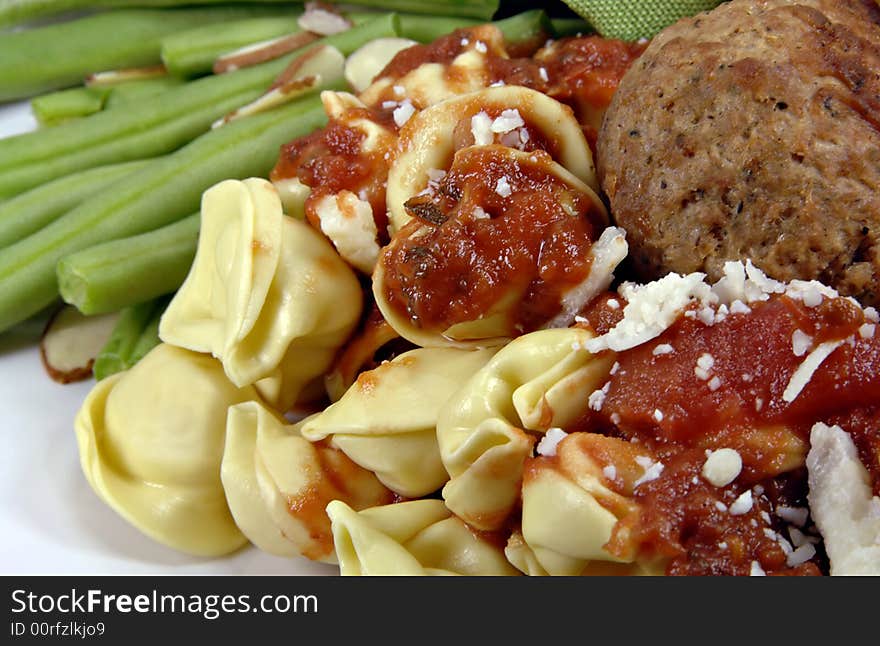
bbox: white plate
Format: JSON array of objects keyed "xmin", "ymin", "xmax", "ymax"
[{"xmin": 0, "ymin": 101, "xmax": 335, "ymax": 576}]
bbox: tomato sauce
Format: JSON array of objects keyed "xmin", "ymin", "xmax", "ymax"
[
  {"xmin": 573, "ymin": 293, "xmax": 879, "ymax": 574},
  {"xmin": 380, "ymin": 146, "xmax": 605, "ymax": 336}
]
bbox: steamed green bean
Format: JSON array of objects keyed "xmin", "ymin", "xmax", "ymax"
[
  {"xmin": 0, "ymin": 6, "xmax": 302, "ymax": 101},
  {"xmin": 0, "ymin": 12, "xmax": 400, "ymax": 199},
  {"xmin": 92, "ymin": 296, "xmax": 168, "ymax": 381},
  {"xmin": 0, "ymin": 160, "xmax": 150, "ymax": 248},
  {"xmin": 0, "ymin": 92, "xmax": 329, "ymax": 333},
  {"xmin": 57, "ymin": 213, "xmax": 199, "ymax": 315}
]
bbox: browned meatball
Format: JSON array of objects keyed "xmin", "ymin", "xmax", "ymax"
[{"xmin": 597, "ymin": 0, "xmax": 880, "ymax": 305}]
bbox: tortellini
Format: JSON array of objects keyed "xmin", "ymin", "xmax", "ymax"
[
  {"xmin": 221, "ymin": 400, "xmax": 394, "ymax": 563},
  {"xmin": 74, "ymin": 343, "xmax": 254, "ymax": 557},
  {"xmin": 507, "ymin": 432, "xmax": 666, "ymax": 576},
  {"xmin": 386, "ymin": 85, "xmax": 600, "ymax": 233},
  {"xmin": 437, "ymin": 327, "xmax": 616, "ymax": 531},
  {"xmin": 358, "ymin": 24, "xmax": 507, "ymax": 111},
  {"xmin": 159, "ymin": 178, "xmax": 363, "ymax": 412},
  {"xmin": 327, "ymin": 499, "xmax": 520, "ymax": 576},
  {"xmin": 301, "ymin": 346, "xmax": 497, "ymax": 497}
]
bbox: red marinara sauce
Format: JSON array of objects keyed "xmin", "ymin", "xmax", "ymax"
[
  {"xmin": 578, "ymin": 292, "xmax": 879, "ymax": 575},
  {"xmin": 270, "ymin": 103, "xmax": 396, "ymax": 235},
  {"xmin": 380, "ymin": 146, "xmax": 606, "ymax": 336}
]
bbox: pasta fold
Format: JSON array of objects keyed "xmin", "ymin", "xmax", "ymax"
[
  {"xmin": 327, "ymin": 499, "xmax": 520, "ymax": 576},
  {"xmin": 74, "ymin": 343, "xmax": 254, "ymax": 557},
  {"xmin": 509, "ymin": 432, "xmax": 665, "ymax": 576},
  {"xmin": 159, "ymin": 178, "xmax": 362, "ymax": 412},
  {"xmin": 358, "ymin": 24, "xmax": 507, "ymax": 112},
  {"xmin": 385, "ymin": 85, "xmax": 599, "ymax": 234},
  {"xmin": 375, "ymin": 145, "xmax": 615, "ymax": 349},
  {"xmin": 301, "ymin": 346, "xmax": 497, "ymax": 497},
  {"xmin": 221, "ymin": 400, "xmax": 394, "ymax": 563},
  {"xmin": 437, "ymin": 327, "xmax": 616, "ymax": 530}
]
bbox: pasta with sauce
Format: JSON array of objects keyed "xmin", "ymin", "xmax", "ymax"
[
  {"xmin": 327, "ymin": 499, "xmax": 520, "ymax": 576},
  {"xmin": 437, "ymin": 327, "xmax": 616, "ymax": 531},
  {"xmin": 300, "ymin": 346, "xmax": 497, "ymax": 497},
  {"xmin": 68, "ymin": 5, "xmax": 880, "ymax": 576},
  {"xmin": 159, "ymin": 178, "xmax": 363, "ymax": 413},
  {"xmin": 221, "ymin": 399, "xmax": 394, "ymax": 563}
]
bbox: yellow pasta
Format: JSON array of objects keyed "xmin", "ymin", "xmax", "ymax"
[
  {"xmin": 511, "ymin": 432, "xmax": 666, "ymax": 576},
  {"xmin": 159, "ymin": 178, "xmax": 363, "ymax": 412},
  {"xmin": 327, "ymin": 499, "xmax": 520, "ymax": 576},
  {"xmin": 74, "ymin": 343, "xmax": 255, "ymax": 557},
  {"xmin": 385, "ymin": 85, "xmax": 600, "ymax": 234},
  {"xmin": 221, "ymin": 400, "xmax": 395, "ymax": 563},
  {"xmin": 300, "ymin": 346, "xmax": 497, "ymax": 497},
  {"xmin": 437, "ymin": 327, "xmax": 616, "ymax": 531},
  {"xmin": 358, "ymin": 24, "xmax": 507, "ymax": 111}
]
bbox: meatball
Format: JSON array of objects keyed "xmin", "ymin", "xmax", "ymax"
[{"xmin": 597, "ymin": 0, "xmax": 880, "ymax": 306}]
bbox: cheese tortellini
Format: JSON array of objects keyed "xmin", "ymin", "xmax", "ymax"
[
  {"xmin": 507, "ymin": 432, "xmax": 665, "ymax": 576},
  {"xmin": 358, "ymin": 24, "xmax": 508, "ymax": 111},
  {"xmin": 74, "ymin": 343, "xmax": 254, "ymax": 557},
  {"xmin": 159, "ymin": 178, "xmax": 363, "ymax": 412},
  {"xmin": 386, "ymin": 85, "xmax": 600, "ymax": 233},
  {"xmin": 221, "ymin": 400, "xmax": 394, "ymax": 563},
  {"xmin": 301, "ymin": 346, "xmax": 497, "ymax": 497},
  {"xmin": 437, "ymin": 327, "xmax": 617, "ymax": 531},
  {"xmin": 327, "ymin": 499, "xmax": 520, "ymax": 576}
]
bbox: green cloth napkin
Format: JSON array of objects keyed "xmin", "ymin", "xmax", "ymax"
[{"xmin": 560, "ymin": 0, "xmax": 725, "ymax": 40}]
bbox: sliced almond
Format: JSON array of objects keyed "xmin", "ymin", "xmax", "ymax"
[
  {"xmin": 40, "ymin": 306, "xmax": 120, "ymax": 384},
  {"xmin": 86, "ymin": 65, "xmax": 168, "ymax": 87},
  {"xmin": 344, "ymin": 37, "xmax": 418, "ymax": 93},
  {"xmin": 297, "ymin": 2, "xmax": 352, "ymax": 36},
  {"xmin": 213, "ymin": 76, "xmax": 319, "ymax": 127},
  {"xmin": 213, "ymin": 31, "xmax": 320, "ymax": 75},
  {"xmin": 213, "ymin": 45, "xmax": 345, "ymax": 128}
]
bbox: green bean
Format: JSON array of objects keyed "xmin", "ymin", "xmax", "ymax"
[
  {"xmin": 0, "ymin": 12, "xmax": 399, "ymax": 199},
  {"xmin": 344, "ymin": 0, "xmax": 498, "ymax": 20},
  {"xmin": 550, "ymin": 17, "xmax": 593, "ymax": 38},
  {"xmin": 161, "ymin": 14, "xmax": 303, "ymax": 78},
  {"xmin": 0, "ymin": 6, "xmax": 302, "ymax": 101},
  {"xmin": 397, "ymin": 13, "xmax": 481, "ymax": 42},
  {"xmin": 0, "ymin": 160, "xmax": 150, "ymax": 248},
  {"xmin": 30, "ymin": 86, "xmax": 111, "ymax": 126},
  {"xmin": 92, "ymin": 295, "xmax": 168, "ymax": 381},
  {"xmin": 493, "ymin": 8, "xmax": 553, "ymax": 49},
  {"xmin": 0, "ymin": 2, "xmax": 300, "ymax": 28},
  {"xmin": 161, "ymin": 11, "xmax": 381, "ymax": 78},
  {"xmin": 103, "ymin": 75, "xmax": 186, "ymax": 108},
  {"xmin": 0, "ymin": 92, "xmax": 330, "ymax": 333},
  {"xmin": 57, "ymin": 213, "xmax": 199, "ymax": 315}
]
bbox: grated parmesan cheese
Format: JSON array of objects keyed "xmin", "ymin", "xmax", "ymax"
[
  {"xmin": 652, "ymin": 343, "xmax": 674, "ymax": 355},
  {"xmin": 782, "ymin": 340, "xmax": 843, "ymax": 403},
  {"xmin": 536, "ymin": 427, "xmax": 568, "ymax": 457},
  {"xmin": 490, "ymin": 108, "xmax": 524, "ymax": 134},
  {"xmin": 392, "ymin": 100, "xmax": 416, "ymax": 127},
  {"xmin": 585, "ymin": 272, "xmax": 716, "ymax": 353},
  {"xmin": 776, "ymin": 505, "xmax": 809, "ymax": 527},
  {"xmin": 791, "ymin": 329, "xmax": 813, "ymax": 357},
  {"xmin": 633, "ymin": 456, "xmax": 664, "ymax": 488},
  {"xmin": 701, "ymin": 448, "xmax": 742, "ymax": 487},
  {"xmin": 786, "ymin": 543, "xmax": 816, "ymax": 567},
  {"xmin": 494, "ymin": 176, "xmax": 512, "ymax": 198},
  {"xmin": 470, "ymin": 111, "xmax": 493, "ymax": 145},
  {"xmin": 729, "ymin": 490, "xmax": 753, "ymax": 515}
]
